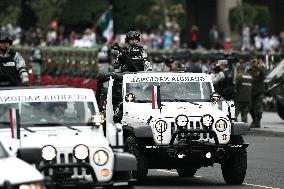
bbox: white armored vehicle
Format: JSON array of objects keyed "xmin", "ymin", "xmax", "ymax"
[
  {"xmin": 0, "ymin": 86, "xmax": 136, "ymax": 188},
  {"xmin": 96, "ymin": 72, "xmax": 249, "ymax": 185},
  {"xmin": 0, "ymin": 140, "xmax": 45, "ymax": 189}
]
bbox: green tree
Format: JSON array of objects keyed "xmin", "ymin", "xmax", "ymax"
[
  {"xmin": 59, "ymin": 0, "xmax": 108, "ymax": 32},
  {"xmin": 113, "ymin": 0, "xmax": 185, "ymax": 32},
  {"xmin": 0, "ymin": 0, "xmax": 21, "ymax": 26},
  {"xmin": 28, "ymin": 0, "xmax": 67, "ymax": 29},
  {"xmin": 229, "ymin": 3, "xmax": 270, "ymax": 33}
]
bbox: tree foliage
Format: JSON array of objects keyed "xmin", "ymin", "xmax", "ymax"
[
  {"xmin": 0, "ymin": 0, "xmax": 21, "ymax": 26},
  {"xmin": 28, "ymin": 0, "xmax": 67, "ymax": 29},
  {"xmin": 229, "ymin": 3, "xmax": 270, "ymax": 33},
  {"xmin": 0, "ymin": 0, "xmax": 185, "ymax": 33},
  {"xmin": 113, "ymin": 0, "xmax": 185, "ymax": 32}
]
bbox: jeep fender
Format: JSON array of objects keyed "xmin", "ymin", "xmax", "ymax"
[
  {"xmin": 123, "ymin": 125, "xmax": 155, "ymax": 144},
  {"xmin": 231, "ymin": 122, "xmax": 250, "ymax": 135},
  {"xmin": 114, "ymin": 152, "xmax": 137, "ymax": 171}
]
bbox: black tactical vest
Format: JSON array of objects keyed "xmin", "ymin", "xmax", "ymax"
[
  {"xmin": 0, "ymin": 50, "xmax": 21, "ymax": 86},
  {"xmin": 216, "ymin": 69, "xmax": 235, "ymax": 100},
  {"xmin": 235, "ymin": 73, "xmax": 252, "ymax": 103},
  {"xmin": 120, "ymin": 46, "xmax": 144, "ymax": 72}
]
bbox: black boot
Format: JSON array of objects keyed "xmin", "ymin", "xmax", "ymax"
[
  {"xmin": 251, "ymin": 116, "xmax": 261, "ymax": 128},
  {"xmin": 249, "ymin": 119, "xmax": 256, "ymax": 128}
]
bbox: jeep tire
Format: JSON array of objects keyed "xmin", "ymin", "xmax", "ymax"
[
  {"xmin": 124, "ymin": 135, "xmax": 148, "ymax": 181},
  {"xmin": 276, "ymin": 101, "xmax": 284, "ymax": 120},
  {"xmin": 176, "ymin": 168, "xmax": 197, "ymax": 177},
  {"xmin": 221, "ymin": 136, "xmax": 247, "ymax": 185}
]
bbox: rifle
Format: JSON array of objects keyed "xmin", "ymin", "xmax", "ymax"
[{"xmin": 111, "ymin": 43, "xmax": 140, "ymax": 72}]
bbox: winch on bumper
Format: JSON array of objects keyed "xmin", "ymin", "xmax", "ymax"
[{"xmin": 38, "ymin": 152, "xmax": 136, "ymax": 188}]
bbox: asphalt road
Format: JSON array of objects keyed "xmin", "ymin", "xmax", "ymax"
[{"xmin": 133, "ymin": 111, "xmax": 284, "ymax": 189}]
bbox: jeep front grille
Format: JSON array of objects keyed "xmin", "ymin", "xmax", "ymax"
[
  {"xmin": 41, "ymin": 152, "xmax": 92, "ymax": 179},
  {"xmin": 173, "ymin": 120, "xmax": 214, "ymax": 142}
]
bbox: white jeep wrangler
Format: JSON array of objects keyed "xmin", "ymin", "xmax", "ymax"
[
  {"xmin": 0, "ymin": 87, "xmax": 136, "ymax": 188},
  {"xmin": 0, "ymin": 140, "xmax": 45, "ymax": 189},
  {"xmin": 96, "ymin": 72, "xmax": 249, "ymax": 185}
]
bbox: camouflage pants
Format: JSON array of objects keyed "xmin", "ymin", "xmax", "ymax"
[
  {"xmin": 249, "ymin": 94, "xmax": 264, "ymax": 122},
  {"xmin": 235, "ymin": 101, "xmax": 250, "ymax": 123}
]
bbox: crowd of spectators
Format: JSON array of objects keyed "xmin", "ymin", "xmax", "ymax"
[{"xmin": 2, "ymin": 22, "xmax": 284, "ymax": 53}]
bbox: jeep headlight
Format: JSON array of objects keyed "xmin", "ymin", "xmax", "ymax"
[
  {"xmin": 93, "ymin": 150, "xmax": 109, "ymax": 166},
  {"xmin": 19, "ymin": 183, "xmax": 44, "ymax": 189},
  {"xmin": 155, "ymin": 120, "xmax": 167, "ymax": 133},
  {"xmin": 74, "ymin": 144, "xmax": 89, "ymax": 160},
  {"xmin": 200, "ymin": 114, "xmax": 214, "ymax": 128},
  {"xmin": 42, "ymin": 145, "xmax": 56, "ymax": 161},
  {"xmin": 215, "ymin": 119, "xmax": 227, "ymax": 132},
  {"xmin": 175, "ymin": 115, "xmax": 188, "ymax": 127}
]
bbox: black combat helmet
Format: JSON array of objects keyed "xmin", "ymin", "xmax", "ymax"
[
  {"xmin": 0, "ymin": 30, "xmax": 13, "ymax": 45},
  {"xmin": 125, "ymin": 31, "xmax": 140, "ymax": 43}
]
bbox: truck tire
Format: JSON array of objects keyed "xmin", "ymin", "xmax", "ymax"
[
  {"xmin": 221, "ymin": 135, "xmax": 247, "ymax": 185},
  {"xmin": 176, "ymin": 168, "xmax": 197, "ymax": 177},
  {"xmin": 276, "ymin": 101, "xmax": 284, "ymax": 120},
  {"xmin": 124, "ymin": 135, "xmax": 148, "ymax": 181}
]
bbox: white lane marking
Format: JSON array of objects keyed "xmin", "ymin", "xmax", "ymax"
[
  {"xmin": 156, "ymin": 170, "xmax": 203, "ymax": 178},
  {"xmin": 157, "ymin": 170, "xmax": 280, "ymax": 188},
  {"xmin": 157, "ymin": 170, "xmax": 177, "ymax": 174},
  {"xmin": 243, "ymin": 183, "xmax": 280, "ymax": 189}
]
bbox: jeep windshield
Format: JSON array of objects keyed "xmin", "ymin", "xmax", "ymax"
[
  {"xmin": 0, "ymin": 101, "xmax": 96, "ymax": 127},
  {"xmin": 126, "ymin": 82, "xmax": 212, "ymax": 102}
]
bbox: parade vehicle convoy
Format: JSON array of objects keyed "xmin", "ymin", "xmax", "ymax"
[
  {"xmin": 0, "ymin": 140, "xmax": 45, "ymax": 189},
  {"xmin": 96, "ymin": 71, "xmax": 250, "ymax": 185},
  {"xmin": 0, "ymin": 86, "xmax": 136, "ymax": 188}
]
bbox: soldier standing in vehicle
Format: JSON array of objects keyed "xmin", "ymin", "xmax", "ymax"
[
  {"xmin": 0, "ymin": 30, "xmax": 29, "ymax": 87},
  {"xmin": 234, "ymin": 64, "xmax": 252, "ymax": 123},
  {"xmin": 247, "ymin": 57, "xmax": 267, "ymax": 128},
  {"xmin": 113, "ymin": 31, "xmax": 152, "ymax": 72}
]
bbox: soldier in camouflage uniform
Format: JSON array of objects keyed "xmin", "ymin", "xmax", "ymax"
[
  {"xmin": 247, "ymin": 57, "xmax": 267, "ymax": 128},
  {"xmin": 113, "ymin": 31, "xmax": 152, "ymax": 72},
  {"xmin": 234, "ymin": 64, "xmax": 252, "ymax": 123},
  {"xmin": 0, "ymin": 30, "xmax": 29, "ymax": 87}
]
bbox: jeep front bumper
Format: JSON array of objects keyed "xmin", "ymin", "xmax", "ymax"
[{"xmin": 38, "ymin": 152, "xmax": 137, "ymax": 188}]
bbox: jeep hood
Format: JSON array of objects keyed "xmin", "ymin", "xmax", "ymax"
[
  {"xmin": 153, "ymin": 102, "xmax": 226, "ymax": 119},
  {"xmin": 2, "ymin": 127, "xmax": 109, "ymax": 149}
]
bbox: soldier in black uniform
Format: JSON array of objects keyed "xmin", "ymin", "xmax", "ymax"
[
  {"xmin": 0, "ymin": 30, "xmax": 29, "ymax": 87},
  {"xmin": 113, "ymin": 31, "xmax": 152, "ymax": 72},
  {"xmin": 247, "ymin": 57, "xmax": 268, "ymax": 128},
  {"xmin": 234, "ymin": 64, "xmax": 252, "ymax": 123}
]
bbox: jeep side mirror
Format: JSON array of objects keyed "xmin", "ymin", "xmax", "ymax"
[
  {"xmin": 17, "ymin": 148, "xmax": 42, "ymax": 164},
  {"xmin": 91, "ymin": 113, "xmax": 105, "ymax": 127},
  {"xmin": 125, "ymin": 93, "xmax": 135, "ymax": 102},
  {"xmin": 211, "ymin": 93, "xmax": 221, "ymax": 103}
]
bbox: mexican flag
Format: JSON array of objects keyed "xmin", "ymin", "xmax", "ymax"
[
  {"xmin": 9, "ymin": 108, "xmax": 20, "ymax": 139},
  {"xmin": 152, "ymin": 85, "xmax": 161, "ymax": 109},
  {"xmin": 99, "ymin": 7, "xmax": 114, "ymax": 44}
]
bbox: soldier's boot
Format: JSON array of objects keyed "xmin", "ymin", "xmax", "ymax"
[
  {"xmin": 251, "ymin": 117, "xmax": 261, "ymax": 128},
  {"xmin": 254, "ymin": 119, "xmax": 261, "ymax": 128},
  {"xmin": 249, "ymin": 118, "xmax": 256, "ymax": 128}
]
